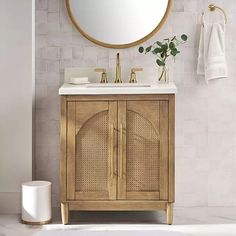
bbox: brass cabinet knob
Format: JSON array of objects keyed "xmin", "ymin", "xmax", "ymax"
[
  {"xmin": 129, "ymin": 68, "xmax": 143, "ymax": 83},
  {"xmin": 95, "ymin": 68, "xmax": 108, "ymax": 83}
]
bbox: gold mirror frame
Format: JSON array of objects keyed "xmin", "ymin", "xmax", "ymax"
[{"xmin": 66, "ymin": 0, "xmax": 173, "ymax": 49}]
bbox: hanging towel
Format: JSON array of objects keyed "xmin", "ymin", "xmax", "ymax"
[{"xmin": 197, "ymin": 21, "xmax": 228, "ymax": 82}]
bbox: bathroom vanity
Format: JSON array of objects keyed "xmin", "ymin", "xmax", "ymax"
[{"xmin": 59, "ymin": 83, "xmax": 176, "ymax": 225}]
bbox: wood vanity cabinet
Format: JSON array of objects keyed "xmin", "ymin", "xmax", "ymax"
[{"xmin": 60, "ymin": 94, "xmax": 175, "ymax": 225}]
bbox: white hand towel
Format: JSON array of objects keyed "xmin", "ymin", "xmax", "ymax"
[
  {"xmin": 197, "ymin": 21, "xmax": 228, "ymax": 83},
  {"xmin": 197, "ymin": 24, "xmax": 205, "ymax": 76}
]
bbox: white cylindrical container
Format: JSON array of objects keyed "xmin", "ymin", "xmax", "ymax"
[{"xmin": 21, "ymin": 181, "xmax": 51, "ymax": 225}]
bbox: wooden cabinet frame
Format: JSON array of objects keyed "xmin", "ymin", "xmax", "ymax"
[
  {"xmin": 60, "ymin": 94, "xmax": 175, "ymax": 225},
  {"xmin": 66, "ymin": 101, "xmax": 118, "ymax": 201}
]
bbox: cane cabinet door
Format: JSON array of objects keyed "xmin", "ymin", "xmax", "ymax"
[
  {"xmin": 66, "ymin": 101, "xmax": 117, "ymax": 201},
  {"xmin": 118, "ymin": 100, "xmax": 169, "ymax": 200}
]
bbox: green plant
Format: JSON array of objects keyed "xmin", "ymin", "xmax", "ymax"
[{"xmin": 138, "ymin": 34, "xmax": 188, "ymax": 68}]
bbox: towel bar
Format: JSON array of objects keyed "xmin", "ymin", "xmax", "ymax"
[{"xmin": 201, "ymin": 4, "xmax": 227, "ymax": 26}]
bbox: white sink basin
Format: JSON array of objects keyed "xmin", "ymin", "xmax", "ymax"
[
  {"xmin": 86, "ymin": 83, "xmax": 151, "ymax": 88},
  {"xmin": 59, "ymin": 82, "xmax": 177, "ymax": 95}
]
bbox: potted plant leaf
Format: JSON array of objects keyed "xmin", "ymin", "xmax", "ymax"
[{"xmin": 138, "ymin": 34, "xmax": 188, "ymax": 83}]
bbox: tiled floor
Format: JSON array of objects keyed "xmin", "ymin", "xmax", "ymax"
[{"xmin": 1, "ymin": 207, "xmax": 236, "ymax": 236}]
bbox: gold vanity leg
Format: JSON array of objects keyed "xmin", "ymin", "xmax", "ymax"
[
  {"xmin": 166, "ymin": 203, "xmax": 173, "ymax": 225},
  {"xmin": 61, "ymin": 202, "xmax": 69, "ymax": 225}
]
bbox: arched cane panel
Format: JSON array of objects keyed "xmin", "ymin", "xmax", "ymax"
[
  {"xmin": 126, "ymin": 110, "xmax": 160, "ymax": 192},
  {"xmin": 75, "ymin": 110, "xmax": 109, "ymax": 192}
]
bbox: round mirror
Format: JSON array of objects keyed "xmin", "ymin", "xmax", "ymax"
[{"xmin": 66, "ymin": 0, "xmax": 172, "ymax": 48}]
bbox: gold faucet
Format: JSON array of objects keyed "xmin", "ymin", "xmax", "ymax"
[
  {"xmin": 94, "ymin": 68, "xmax": 108, "ymax": 83},
  {"xmin": 129, "ymin": 68, "xmax": 143, "ymax": 83},
  {"xmin": 115, "ymin": 53, "xmax": 122, "ymax": 83}
]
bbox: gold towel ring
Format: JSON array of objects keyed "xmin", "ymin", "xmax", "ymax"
[{"xmin": 201, "ymin": 4, "xmax": 227, "ymax": 26}]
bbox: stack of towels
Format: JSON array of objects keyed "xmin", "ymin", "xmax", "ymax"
[
  {"xmin": 197, "ymin": 19, "xmax": 228, "ymax": 83},
  {"xmin": 69, "ymin": 77, "xmax": 90, "ymax": 85}
]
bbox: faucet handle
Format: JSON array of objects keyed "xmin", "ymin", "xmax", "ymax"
[
  {"xmin": 95, "ymin": 68, "xmax": 108, "ymax": 83},
  {"xmin": 129, "ymin": 68, "xmax": 143, "ymax": 83}
]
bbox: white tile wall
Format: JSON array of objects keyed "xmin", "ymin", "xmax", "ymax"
[{"xmin": 35, "ymin": 0, "xmax": 236, "ymax": 207}]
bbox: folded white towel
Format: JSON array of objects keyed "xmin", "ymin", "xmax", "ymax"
[
  {"xmin": 197, "ymin": 21, "xmax": 228, "ymax": 83},
  {"xmin": 69, "ymin": 77, "xmax": 90, "ymax": 85}
]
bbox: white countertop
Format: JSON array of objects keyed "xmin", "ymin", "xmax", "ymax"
[{"xmin": 59, "ymin": 82, "xmax": 177, "ymax": 95}]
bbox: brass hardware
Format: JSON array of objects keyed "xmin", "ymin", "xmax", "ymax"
[
  {"xmin": 129, "ymin": 68, "xmax": 143, "ymax": 83},
  {"xmin": 110, "ymin": 123, "xmax": 114, "ymax": 178},
  {"xmin": 115, "ymin": 53, "xmax": 122, "ymax": 83},
  {"xmin": 22, "ymin": 219, "xmax": 52, "ymax": 225},
  {"xmin": 201, "ymin": 4, "xmax": 227, "ymax": 26},
  {"xmin": 119, "ymin": 123, "xmax": 124, "ymax": 179},
  {"xmin": 208, "ymin": 4, "xmax": 216, "ymax": 11},
  {"xmin": 95, "ymin": 68, "xmax": 108, "ymax": 83}
]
